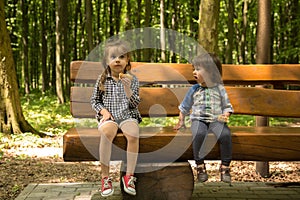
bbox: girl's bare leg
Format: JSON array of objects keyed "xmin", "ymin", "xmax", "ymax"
[
  {"xmin": 121, "ymin": 120, "xmax": 139, "ymax": 175},
  {"xmin": 98, "ymin": 122, "xmax": 118, "ymax": 178}
]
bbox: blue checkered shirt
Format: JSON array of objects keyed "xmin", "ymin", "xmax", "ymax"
[{"xmin": 179, "ymin": 84, "xmax": 233, "ymax": 123}]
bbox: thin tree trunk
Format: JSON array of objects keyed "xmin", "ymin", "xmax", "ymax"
[
  {"xmin": 125, "ymin": 0, "xmax": 132, "ymax": 30},
  {"xmin": 255, "ymin": 0, "xmax": 271, "ymax": 178},
  {"xmin": 160, "ymin": 0, "xmax": 165, "ymax": 62},
  {"xmin": 240, "ymin": 0, "xmax": 248, "ymax": 63},
  {"xmin": 144, "ymin": 0, "xmax": 151, "ymax": 62},
  {"xmin": 225, "ymin": 0, "xmax": 234, "ymax": 64},
  {"xmin": 62, "ymin": 0, "xmax": 69, "ymax": 99},
  {"xmin": 41, "ymin": 0, "xmax": 49, "ymax": 92},
  {"xmin": 73, "ymin": 0, "xmax": 81, "ymax": 60},
  {"xmin": 289, "ymin": 0, "xmax": 299, "ymax": 63},
  {"xmin": 56, "ymin": 0, "xmax": 64, "ymax": 104},
  {"xmin": 20, "ymin": 0, "xmax": 30, "ymax": 94},
  {"xmin": 86, "ymin": 0, "xmax": 93, "ymax": 52}
]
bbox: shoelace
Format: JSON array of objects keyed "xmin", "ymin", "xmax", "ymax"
[
  {"xmin": 127, "ymin": 176, "xmax": 137, "ymax": 188},
  {"xmin": 103, "ymin": 178, "xmax": 112, "ymax": 189}
]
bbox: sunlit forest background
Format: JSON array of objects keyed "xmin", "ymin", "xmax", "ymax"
[{"xmin": 4, "ymin": 0, "xmax": 300, "ymax": 99}]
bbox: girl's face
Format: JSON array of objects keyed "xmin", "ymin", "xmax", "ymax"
[{"xmin": 106, "ymin": 46, "xmax": 129, "ymax": 77}]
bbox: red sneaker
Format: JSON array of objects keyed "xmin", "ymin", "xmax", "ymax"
[
  {"xmin": 100, "ymin": 177, "xmax": 114, "ymax": 197},
  {"xmin": 122, "ymin": 175, "xmax": 137, "ymax": 195}
]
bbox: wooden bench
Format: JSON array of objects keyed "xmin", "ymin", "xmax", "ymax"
[{"xmin": 64, "ymin": 61, "xmax": 300, "ymax": 199}]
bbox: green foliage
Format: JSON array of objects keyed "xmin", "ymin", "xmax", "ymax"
[
  {"xmin": 140, "ymin": 115, "xmax": 297, "ymax": 128},
  {"xmin": 21, "ymin": 91, "xmax": 74, "ymax": 136}
]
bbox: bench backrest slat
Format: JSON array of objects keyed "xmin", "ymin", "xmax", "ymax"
[
  {"xmin": 71, "ymin": 86, "xmax": 300, "ymax": 118},
  {"xmin": 71, "ymin": 61, "xmax": 300, "ymax": 85}
]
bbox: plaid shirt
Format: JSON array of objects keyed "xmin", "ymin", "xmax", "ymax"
[
  {"xmin": 90, "ymin": 73, "xmax": 142, "ymax": 123},
  {"xmin": 179, "ymin": 84, "xmax": 233, "ymax": 123}
]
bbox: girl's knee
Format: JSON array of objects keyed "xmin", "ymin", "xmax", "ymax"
[
  {"xmin": 98, "ymin": 123, "xmax": 118, "ymax": 140},
  {"xmin": 125, "ymin": 134, "xmax": 139, "ymax": 144}
]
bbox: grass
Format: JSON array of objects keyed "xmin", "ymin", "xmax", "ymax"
[{"xmin": 21, "ymin": 92, "xmax": 75, "ymax": 136}]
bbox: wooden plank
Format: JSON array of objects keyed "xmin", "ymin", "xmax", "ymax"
[
  {"xmin": 70, "ymin": 61, "xmax": 300, "ymax": 84},
  {"xmin": 70, "ymin": 86, "xmax": 300, "ymax": 118},
  {"xmin": 63, "ymin": 126, "xmax": 300, "ymax": 162},
  {"xmin": 223, "ymin": 64, "xmax": 300, "ymax": 84},
  {"xmin": 226, "ymin": 86, "xmax": 300, "ymax": 117},
  {"xmin": 70, "ymin": 61, "xmax": 194, "ymax": 84},
  {"xmin": 70, "ymin": 87, "xmax": 189, "ymax": 117}
]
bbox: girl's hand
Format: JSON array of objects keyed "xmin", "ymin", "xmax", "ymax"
[
  {"xmin": 100, "ymin": 109, "xmax": 114, "ymax": 123},
  {"xmin": 121, "ymin": 78, "xmax": 133, "ymax": 98},
  {"xmin": 120, "ymin": 77, "xmax": 132, "ymax": 89}
]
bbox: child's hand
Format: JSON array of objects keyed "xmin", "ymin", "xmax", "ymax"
[
  {"xmin": 100, "ymin": 109, "xmax": 114, "ymax": 123},
  {"xmin": 120, "ymin": 77, "xmax": 133, "ymax": 98},
  {"xmin": 217, "ymin": 112, "xmax": 231, "ymax": 123},
  {"xmin": 120, "ymin": 77, "xmax": 132, "ymax": 89},
  {"xmin": 173, "ymin": 121, "xmax": 186, "ymax": 130}
]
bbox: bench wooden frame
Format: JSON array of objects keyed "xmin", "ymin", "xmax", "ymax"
[{"xmin": 64, "ymin": 61, "xmax": 300, "ymax": 199}]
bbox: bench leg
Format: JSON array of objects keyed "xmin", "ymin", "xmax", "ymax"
[
  {"xmin": 120, "ymin": 162, "xmax": 194, "ymax": 200},
  {"xmin": 255, "ymin": 161, "xmax": 270, "ymax": 178}
]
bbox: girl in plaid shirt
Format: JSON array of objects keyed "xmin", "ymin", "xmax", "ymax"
[
  {"xmin": 174, "ymin": 53, "xmax": 233, "ymax": 183},
  {"xmin": 91, "ymin": 39, "xmax": 141, "ymax": 197}
]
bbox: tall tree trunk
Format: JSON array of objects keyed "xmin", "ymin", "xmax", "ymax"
[
  {"xmin": 255, "ymin": 0, "xmax": 271, "ymax": 178},
  {"xmin": 62, "ymin": 0, "xmax": 69, "ymax": 99},
  {"xmin": 85, "ymin": 0, "xmax": 93, "ymax": 52},
  {"xmin": 109, "ymin": 0, "xmax": 114, "ymax": 36},
  {"xmin": 0, "ymin": 0, "xmax": 41, "ymax": 135},
  {"xmin": 225, "ymin": 0, "xmax": 234, "ymax": 64},
  {"xmin": 125, "ymin": 0, "xmax": 132, "ymax": 30},
  {"xmin": 289, "ymin": 0, "xmax": 299, "ymax": 63},
  {"xmin": 160, "ymin": 0, "xmax": 165, "ymax": 62},
  {"xmin": 56, "ymin": 0, "xmax": 64, "ymax": 104},
  {"xmin": 73, "ymin": 0, "xmax": 81, "ymax": 60},
  {"xmin": 144, "ymin": 0, "xmax": 151, "ymax": 62},
  {"xmin": 170, "ymin": 0, "xmax": 178, "ymax": 63},
  {"xmin": 41, "ymin": 0, "xmax": 49, "ymax": 92},
  {"xmin": 198, "ymin": 0, "xmax": 220, "ymax": 53},
  {"xmin": 20, "ymin": 0, "xmax": 30, "ymax": 94},
  {"xmin": 240, "ymin": 0, "xmax": 248, "ymax": 63}
]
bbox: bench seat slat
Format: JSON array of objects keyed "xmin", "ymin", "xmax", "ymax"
[
  {"xmin": 70, "ymin": 86, "xmax": 300, "ymax": 118},
  {"xmin": 63, "ymin": 126, "xmax": 300, "ymax": 162}
]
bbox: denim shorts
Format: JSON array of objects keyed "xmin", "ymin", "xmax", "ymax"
[{"xmin": 98, "ymin": 118, "xmax": 138, "ymax": 129}]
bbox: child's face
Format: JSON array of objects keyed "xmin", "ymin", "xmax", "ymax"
[
  {"xmin": 106, "ymin": 46, "xmax": 129, "ymax": 76},
  {"xmin": 192, "ymin": 65, "xmax": 206, "ymax": 84}
]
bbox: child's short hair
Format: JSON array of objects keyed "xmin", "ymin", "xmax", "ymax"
[
  {"xmin": 191, "ymin": 53, "xmax": 222, "ymax": 84},
  {"xmin": 192, "ymin": 53, "xmax": 222, "ymax": 75}
]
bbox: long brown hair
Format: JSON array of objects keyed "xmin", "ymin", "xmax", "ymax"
[{"xmin": 98, "ymin": 39, "xmax": 131, "ymax": 91}]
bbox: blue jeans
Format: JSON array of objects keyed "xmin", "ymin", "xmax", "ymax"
[{"xmin": 191, "ymin": 120, "xmax": 232, "ymax": 166}]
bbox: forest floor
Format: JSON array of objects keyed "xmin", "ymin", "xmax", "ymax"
[{"xmin": 0, "ymin": 135, "xmax": 300, "ymax": 200}]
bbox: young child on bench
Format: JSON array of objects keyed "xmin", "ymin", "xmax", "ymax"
[
  {"xmin": 174, "ymin": 53, "xmax": 233, "ymax": 183},
  {"xmin": 91, "ymin": 39, "xmax": 142, "ymax": 196}
]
